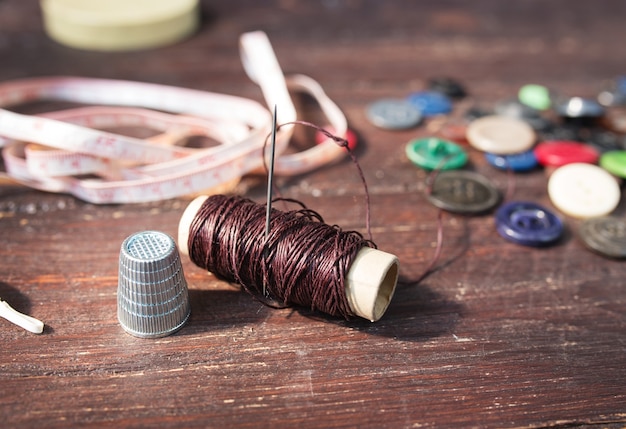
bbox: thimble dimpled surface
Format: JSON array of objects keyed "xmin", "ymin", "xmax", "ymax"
[{"xmin": 118, "ymin": 231, "xmax": 190, "ymax": 338}]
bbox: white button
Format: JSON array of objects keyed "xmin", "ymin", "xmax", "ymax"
[
  {"xmin": 466, "ymin": 115, "xmax": 536, "ymax": 154},
  {"xmin": 548, "ymin": 163, "xmax": 621, "ymax": 218}
]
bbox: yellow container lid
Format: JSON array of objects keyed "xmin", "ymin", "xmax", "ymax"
[{"xmin": 40, "ymin": 0, "xmax": 200, "ymax": 51}]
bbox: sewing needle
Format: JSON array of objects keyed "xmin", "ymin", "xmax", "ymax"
[{"xmin": 263, "ymin": 105, "xmax": 278, "ymax": 297}]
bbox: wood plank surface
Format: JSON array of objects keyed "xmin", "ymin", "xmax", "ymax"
[{"xmin": 1, "ymin": 1, "xmax": 625, "ymax": 428}]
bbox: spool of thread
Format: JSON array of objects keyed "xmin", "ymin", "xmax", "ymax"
[{"xmin": 178, "ymin": 195, "xmax": 399, "ymax": 322}]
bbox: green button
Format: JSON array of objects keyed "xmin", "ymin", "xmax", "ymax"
[
  {"xmin": 600, "ymin": 150, "xmax": 626, "ymax": 178},
  {"xmin": 518, "ymin": 84, "xmax": 551, "ymax": 110},
  {"xmin": 405, "ymin": 137, "xmax": 468, "ymax": 170}
]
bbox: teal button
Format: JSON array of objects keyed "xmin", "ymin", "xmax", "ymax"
[
  {"xmin": 600, "ymin": 150, "xmax": 626, "ymax": 178},
  {"xmin": 405, "ymin": 137, "xmax": 468, "ymax": 170},
  {"xmin": 518, "ymin": 84, "xmax": 551, "ymax": 110}
]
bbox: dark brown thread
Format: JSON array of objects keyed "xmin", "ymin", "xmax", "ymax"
[
  {"xmin": 188, "ymin": 194, "xmax": 375, "ymax": 319},
  {"xmin": 263, "ymin": 120, "xmax": 372, "ymax": 241}
]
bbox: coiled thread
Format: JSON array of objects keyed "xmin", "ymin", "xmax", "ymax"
[{"xmin": 188, "ymin": 194, "xmax": 375, "ymax": 319}]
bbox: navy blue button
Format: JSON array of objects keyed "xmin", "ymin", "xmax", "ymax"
[
  {"xmin": 485, "ymin": 150, "xmax": 538, "ymax": 172},
  {"xmin": 407, "ymin": 91, "xmax": 453, "ymax": 116},
  {"xmin": 495, "ymin": 201, "xmax": 563, "ymax": 247}
]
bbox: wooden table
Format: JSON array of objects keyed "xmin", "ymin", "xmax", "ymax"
[{"xmin": 1, "ymin": 1, "xmax": 625, "ymax": 427}]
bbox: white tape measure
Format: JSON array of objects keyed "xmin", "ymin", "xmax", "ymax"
[{"xmin": 0, "ymin": 32, "xmax": 350, "ymax": 203}]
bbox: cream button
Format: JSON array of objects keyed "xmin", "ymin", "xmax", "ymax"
[
  {"xmin": 548, "ymin": 163, "xmax": 621, "ymax": 218},
  {"xmin": 466, "ymin": 115, "xmax": 536, "ymax": 154}
]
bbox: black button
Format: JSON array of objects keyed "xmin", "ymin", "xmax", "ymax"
[
  {"xmin": 579, "ymin": 216, "xmax": 626, "ymax": 258},
  {"xmin": 427, "ymin": 77, "xmax": 467, "ymax": 99},
  {"xmin": 426, "ymin": 170, "xmax": 500, "ymax": 214}
]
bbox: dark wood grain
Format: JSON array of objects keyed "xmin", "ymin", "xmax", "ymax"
[{"xmin": 1, "ymin": 1, "xmax": 625, "ymax": 428}]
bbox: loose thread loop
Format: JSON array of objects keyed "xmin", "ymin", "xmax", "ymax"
[
  {"xmin": 188, "ymin": 194, "xmax": 375, "ymax": 319},
  {"xmin": 264, "ymin": 120, "xmax": 373, "ymax": 241}
]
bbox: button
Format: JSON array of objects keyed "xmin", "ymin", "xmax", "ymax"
[
  {"xmin": 366, "ymin": 98, "xmax": 422, "ymax": 130},
  {"xmin": 534, "ymin": 140, "xmax": 599, "ymax": 167},
  {"xmin": 518, "ymin": 84, "xmax": 551, "ymax": 110},
  {"xmin": 584, "ymin": 130, "xmax": 625, "ymax": 153},
  {"xmin": 426, "ymin": 170, "xmax": 500, "ymax": 214},
  {"xmin": 315, "ymin": 127, "xmax": 358, "ymax": 151},
  {"xmin": 548, "ymin": 163, "xmax": 620, "ymax": 218},
  {"xmin": 556, "ymin": 97, "xmax": 605, "ymax": 118},
  {"xmin": 495, "ymin": 99, "xmax": 540, "ymax": 119},
  {"xmin": 466, "ymin": 115, "xmax": 536, "ymax": 154},
  {"xmin": 494, "ymin": 99, "xmax": 552, "ymax": 131},
  {"xmin": 405, "ymin": 137, "xmax": 468, "ymax": 170},
  {"xmin": 578, "ymin": 216, "xmax": 626, "ymax": 258},
  {"xmin": 485, "ymin": 150, "xmax": 538, "ymax": 172},
  {"xmin": 427, "ymin": 77, "xmax": 467, "ymax": 99},
  {"xmin": 464, "ymin": 106, "xmax": 490, "ymax": 121},
  {"xmin": 495, "ymin": 201, "xmax": 563, "ymax": 246},
  {"xmin": 599, "ymin": 150, "xmax": 626, "ymax": 178},
  {"xmin": 539, "ymin": 124, "xmax": 580, "ymax": 142},
  {"xmin": 407, "ymin": 91, "xmax": 453, "ymax": 116}
]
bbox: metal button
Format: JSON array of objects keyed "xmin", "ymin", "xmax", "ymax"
[
  {"xmin": 366, "ymin": 98, "xmax": 422, "ymax": 130},
  {"xmin": 495, "ymin": 201, "xmax": 563, "ymax": 246},
  {"xmin": 578, "ymin": 216, "xmax": 626, "ymax": 258},
  {"xmin": 426, "ymin": 170, "xmax": 500, "ymax": 214},
  {"xmin": 556, "ymin": 97, "xmax": 605, "ymax": 118}
]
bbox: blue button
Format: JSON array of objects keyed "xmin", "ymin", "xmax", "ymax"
[
  {"xmin": 407, "ymin": 91, "xmax": 453, "ymax": 116},
  {"xmin": 485, "ymin": 150, "xmax": 538, "ymax": 172},
  {"xmin": 495, "ymin": 201, "xmax": 563, "ymax": 246}
]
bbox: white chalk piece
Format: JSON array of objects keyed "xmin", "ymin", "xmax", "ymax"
[
  {"xmin": 40, "ymin": 0, "xmax": 200, "ymax": 51},
  {"xmin": 178, "ymin": 196, "xmax": 400, "ymax": 322},
  {"xmin": 0, "ymin": 298, "xmax": 44, "ymax": 334}
]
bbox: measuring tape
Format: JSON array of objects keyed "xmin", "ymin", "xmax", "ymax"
[{"xmin": 0, "ymin": 32, "xmax": 350, "ymax": 203}]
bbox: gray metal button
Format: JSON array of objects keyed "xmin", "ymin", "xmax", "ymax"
[
  {"xmin": 426, "ymin": 170, "xmax": 500, "ymax": 214},
  {"xmin": 578, "ymin": 216, "xmax": 626, "ymax": 258},
  {"xmin": 366, "ymin": 98, "xmax": 422, "ymax": 130},
  {"xmin": 117, "ymin": 230, "xmax": 191, "ymax": 338},
  {"xmin": 556, "ymin": 97, "xmax": 605, "ymax": 118}
]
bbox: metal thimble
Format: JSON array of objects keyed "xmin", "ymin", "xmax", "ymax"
[{"xmin": 117, "ymin": 231, "xmax": 191, "ymax": 338}]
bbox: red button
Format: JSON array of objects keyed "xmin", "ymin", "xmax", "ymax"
[
  {"xmin": 534, "ymin": 140, "xmax": 599, "ymax": 167},
  {"xmin": 315, "ymin": 127, "xmax": 357, "ymax": 151}
]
